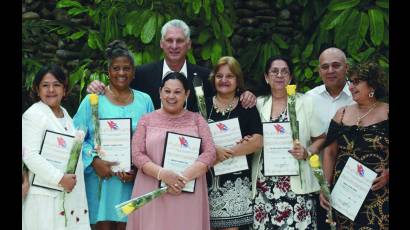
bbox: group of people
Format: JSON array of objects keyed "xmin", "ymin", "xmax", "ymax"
[{"xmin": 22, "ymin": 18, "xmax": 389, "ymax": 230}]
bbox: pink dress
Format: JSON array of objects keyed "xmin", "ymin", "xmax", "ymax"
[{"xmin": 126, "ymin": 109, "xmax": 216, "ymax": 230}]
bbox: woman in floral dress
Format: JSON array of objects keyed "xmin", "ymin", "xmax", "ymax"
[{"xmin": 252, "ymin": 56, "xmax": 326, "ymax": 229}]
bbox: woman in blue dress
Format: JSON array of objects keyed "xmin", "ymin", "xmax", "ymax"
[{"xmin": 73, "ymin": 40, "xmax": 154, "ymax": 230}]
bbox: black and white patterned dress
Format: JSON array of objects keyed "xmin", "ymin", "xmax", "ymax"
[
  {"xmin": 206, "ymin": 97, "xmax": 263, "ymax": 228},
  {"xmin": 253, "ymin": 109, "xmax": 317, "ymax": 230}
]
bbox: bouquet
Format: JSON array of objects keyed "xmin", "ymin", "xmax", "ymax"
[
  {"xmin": 286, "ymin": 85, "xmax": 303, "ymax": 187},
  {"xmin": 115, "ymin": 187, "xmax": 168, "ymax": 217},
  {"xmin": 89, "ymin": 94, "xmax": 101, "ymax": 148},
  {"xmin": 309, "ymin": 154, "xmax": 336, "ymax": 230}
]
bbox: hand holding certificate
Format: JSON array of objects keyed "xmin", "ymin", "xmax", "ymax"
[
  {"xmin": 160, "ymin": 132, "xmax": 201, "ymax": 192},
  {"xmin": 331, "ymin": 157, "xmax": 377, "ymax": 221},
  {"xmin": 208, "ymin": 118, "xmax": 248, "ymax": 175}
]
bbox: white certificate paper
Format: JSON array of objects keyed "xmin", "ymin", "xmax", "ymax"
[
  {"xmin": 161, "ymin": 132, "xmax": 201, "ymax": 193},
  {"xmin": 32, "ymin": 130, "xmax": 75, "ymax": 191},
  {"xmin": 263, "ymin": 122, "xmax": 299, "ymax": 176},
  {"xmin": 99, "ymin": 118, "xmax": 131, "ymax": 172},
  {"xmin": 208, "ymin": 118, "xmax": 248, "ymax": 176},
  {"xmin": 331, "ymin": 157, "xmax": 377, "ymax": 221}
]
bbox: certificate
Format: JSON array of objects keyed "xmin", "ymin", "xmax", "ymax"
[
  {"xmin": 160, "ymin": 132, "xmax": 201, "ymax": 193},
  {"xmin": 263, "ymin": 122, "xmax": 299, "ymax": 176},
  {"xmin": 208, "ymin": 118, "xmax": 248, "ymax": 176},
  {"xmin": 331, "ymin": 157, "xmax": 377, "ymax": 221},
  {"xmin": 32, "ymin": 130, "xmax": 75, "ymax": 191},
  {"xmin": 99, "ymin": 118, "xmax": 132, "ymax": 172}
]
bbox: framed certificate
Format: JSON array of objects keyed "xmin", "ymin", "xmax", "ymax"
[
  {"xmin": 262, "ymin": 122, "xmax": 299, "ymax": 176},
  {"xmin": 99, "ymin": 118, "xmax": 132, "ymax": 172},
  {"xmin": 160, "ymin": 132, "xmax": 201, "ymax": 193},
  {"xmin": 331, "ymin": 157, "xmax": 377, "ymax": 221},
  {"xmin": 32, "ymin": 130, "xmax": 75, "ymax": 191},
  {"xmin": 208, "ymin": 118, "xmax": 248, "ymax": 176}
]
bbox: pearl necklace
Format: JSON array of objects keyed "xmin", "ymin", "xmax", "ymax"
[
  {"xmin": 213, "ymin": 96, "xmax": 236, "ymax": 116},
  {"xmin": 356, "ymin": 102, "xmax": 378, "ymax": 126}
]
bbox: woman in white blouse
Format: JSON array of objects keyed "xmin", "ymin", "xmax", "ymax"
[{"xmin": 22, "ymin": 65, "xmax": 90, "ymax": 230}]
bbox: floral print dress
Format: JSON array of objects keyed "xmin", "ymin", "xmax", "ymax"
[{"xmin": 253, "ymin": 109, "xmax": 316, "ymax": 230}]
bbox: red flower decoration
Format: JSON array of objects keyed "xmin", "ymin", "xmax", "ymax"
[{"xmin": 59, "ymin": 211, "xmax": 65, "ymax": 216}]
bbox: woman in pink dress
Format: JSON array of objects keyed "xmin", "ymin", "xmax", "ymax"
[{"xmin": 126, "ymin": 72, "xmax": 216, "ymax": 230}]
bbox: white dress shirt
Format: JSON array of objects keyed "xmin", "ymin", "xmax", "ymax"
[
  {"xmin": 306, "ymin": 83, "xmax": 354, "ymax": 133},
  {"xmin": 162, "ymin": 59, "xmax": 188, "ymax": 78}
]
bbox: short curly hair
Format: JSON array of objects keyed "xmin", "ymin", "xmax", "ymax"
[{"xmin": 347, "ymin": 61, "xmax": 388, "ymax": 99}]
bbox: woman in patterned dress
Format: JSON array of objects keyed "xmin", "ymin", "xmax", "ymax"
[
  {"xmin": 321, "ymin": 61, "xmax": 389, "ymax": 229},
  {"xmin": 206, "ymin": 56, "xmax": 263, "ymax": 230},
  {"xmin": 252, "ymin": 56, "xmax": 326, "ymax": 229}
]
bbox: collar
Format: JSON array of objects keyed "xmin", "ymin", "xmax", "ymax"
[
  {"xmin": 317, "ymin": 83, "xmax": 351, "ymax": 98},
  {"xmin": 162, "ymin": 60, "xmax": 188, "ymax": 78}
]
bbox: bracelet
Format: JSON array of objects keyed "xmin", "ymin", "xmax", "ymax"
[{"xmin": 156, "ymin": 168, "xmax": 163, "ymax": 180}]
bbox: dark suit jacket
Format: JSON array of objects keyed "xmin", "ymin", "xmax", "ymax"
[{"xmin": 131, "ymin": 60, "xmax": 213, "ymax": 112}]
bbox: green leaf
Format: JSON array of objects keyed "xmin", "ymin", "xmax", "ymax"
[
  {"xmin": 351, "ymin": 47, "xmax": 375, "ymax": 61},
  {"xmin": 378, "ymin": 57, "xmax": 389, "ymax": 69},
  {"xmin": 335, "ymin": 9, "xmax": 359, "ymax": 49},
  {"xmin": 272, "ymin": 34, "xmax": 288, "ymax": 49},
  {"xmin": 376, "ymin": 0, "xmax": 389, "ymax": 9},
  {"xmin": 57, "ymin": 0, "xmax": 83, "ymax": 9},
  {"xmin": 69, "ymin": 62, "xmax": 89, "ymax": 89},
  {"xmin": 204, "ymin": 0, "xmax": 211, "ymax": 22},
  {"xmin": 211, "ymin": 19, "xmax": 221, "ymax": 40},
  {"xmin": 211, "ymin": 42, "xmax": 222, "ymax": 65},
  {"xmin": 328, "ymin": 0, "xmax": 360, "ymax": 11},
  {"xmin": 219, "ymin": 15, "xmax": 233, "ymax": 37},
  {"xmin": 136, "ymin": 0, "xmax": 144, "ymax": 5},
  {"xmin": 383, "ymin": 27, "xmax": 389, "ymax": 46},
  {"xmin": 57, "ymin": 27, "xmax": 70, "ymax": 35},
  {"xmin": 69, "ymin": 31, "xmax": 86, "ymax": 40},
  {"xmin": 192, "ymin": 0, "xmax": 202, "ymax": 14},
  {"xmin": 198, "ymin": 30, "xmax": 211, "ymax": 44},
  {"xmin": 67, "ymin": 7, "xmax": 88, "ymax": 16},
  {"xmin": 131, "ymin": 51, "xmax": 143, "ymax": 65},
  {"xmin": 325, "ymin": 8, "xmax": 351, "ymax": 29},
  {"xmin": 369, "ymin": 8, "xmax": 384, "ymax": 46},
  {"xmin": 141, "ymin": 15, "xmax": 157, "ymax": 44},
  {"xmin": 347, "ymin": 12, "xmax": 368, "ymax": 53},
  {"xmin": 187, "ymin": 50, "xmax": 197, "ymax": 64},
  {"xmin": 200, "ymin": 44, "xmax": 212, "ymax": 60},
  {"xmin": 216, "ymin": 0, "xmax": 224, "ymax": 13},
  {"xmin": 87, "ymin": 31, "xmax": 103, "ymax": 50},
  {"xmin": 304, "ymin": 67, "xmax": 313, "ymax": 79},
  {"xmin": 302, "ymin": 43, "xmax": 313, "ymax": 59}
]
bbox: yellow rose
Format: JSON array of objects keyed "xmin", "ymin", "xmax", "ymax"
[
  {"xmin": 89, "ymin": 94, "xmax": 99, "ymax": 106},
  {"xmin": 120, "ymin": 203, "xmax": 135, "ymax": 215},
  {"xmin": 286, "ymin": 84, "xmax": 296, "ymax": 96},
  {"xmin": 309, "ymin": 154, "xmax": 320, "ymax": 169}
]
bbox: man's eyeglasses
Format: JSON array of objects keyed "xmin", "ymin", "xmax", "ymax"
[{"xmin": 268, "ymin": 69, "xmax": 290, "ymax": 77}]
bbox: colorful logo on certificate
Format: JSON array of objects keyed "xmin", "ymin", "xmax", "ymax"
[
  {"xmin": 107, "ymin": 120, "xmax": 119, "ymax": 130},
  {"xmin": 357, "ymin": 164, "xmax": 365, "ymax": 177},
  {"xmin": 216, "ymin": 123, "xmax": 228, "ymax": 132},
  {"xmin": 179, "ymin": 136, "xmax": 188, "ymax": 148},
  {"xmin": 273, "ymin": 124, "xmax": 285, "ymax": 134},
  {"xmin": 57, "ymin": 137, "xmax": 66, "ymax": 148}
]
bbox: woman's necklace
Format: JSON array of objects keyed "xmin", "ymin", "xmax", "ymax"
[
  {"xmin": 356, "ymin": 102, "xmax": 378, "ymax": 126},
  {"xmin": 106, "ymin": 85, "xmax": 133, "ymax": 104},
  {"xmin": 213, "ymin": 96, "xmax": 236, "ymax": 116}
]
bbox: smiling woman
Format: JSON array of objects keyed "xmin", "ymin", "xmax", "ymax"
[{"xmin": 22, "ymin": 64, "xmax": 91, "ymax": 229}]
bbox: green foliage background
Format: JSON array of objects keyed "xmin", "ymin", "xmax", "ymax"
[{"xmin": 22, "ymin": 0, "xmax": 389, "ymax": 114}]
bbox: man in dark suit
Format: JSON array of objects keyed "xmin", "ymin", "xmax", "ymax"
[{"xmin": 88, "ymin": 19, "xmax": 256, "ymax": 111}]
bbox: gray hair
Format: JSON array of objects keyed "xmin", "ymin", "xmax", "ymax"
[{"xmin": 161, "ymin": 19, "xmax": 191, "ymax": 41}]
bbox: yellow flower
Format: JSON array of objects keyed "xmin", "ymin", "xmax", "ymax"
[
  {"xmin": 89, "ymin": 94, "xmax": 99, "ymax": 105},
  {"xmin": 309, "ymin": 154, "xmax": 320, "ymax": 169},
  {"xmin": 120, "ymin": 203, "xmax": 135, "ymax": 215},
  {"xmin": 286, "ymin": 84, "xmax": 296, "ymax": 96}
]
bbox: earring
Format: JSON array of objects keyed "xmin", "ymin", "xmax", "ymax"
[{"xmin": 369, "ymin": 91, "xmax": 375, "ymax": 98}]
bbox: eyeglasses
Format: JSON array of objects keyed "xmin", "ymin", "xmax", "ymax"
[
  {"xmin": 347, "ymin": 78, "xmax": 363, "ymax": 86},
  {"xmin": 268, "ymin": 68, "xmax": 290, "ymax": 77}
]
